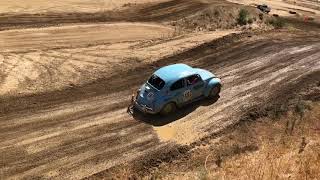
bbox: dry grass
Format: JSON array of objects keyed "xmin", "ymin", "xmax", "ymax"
[
  {"xmin": 169, "ymin": 101, "xmax": 320, "ymax": 180},
  {"xmin": 112, "ymin": 101, "xmax": 320, "ymax": 180},
  {"xmin": 212, "ymin": 107, "xmax": 320, "ymax": 180}
]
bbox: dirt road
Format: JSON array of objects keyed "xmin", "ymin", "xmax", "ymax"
[
  {"xmin": 0, "ymin": 23, "xmax": 236, "ymax": 96},
  {"xmin": 0, "ymin": 23, "xmax": 174, "ymax": 53},
  {"xmin": 1, "ymin": 30, "xmax": 319, "ymax": 179},
  {"xmin": 0, "ymin": 0, "xmax": 169, "ymax": 13}
]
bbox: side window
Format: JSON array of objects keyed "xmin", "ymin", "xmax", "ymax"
[
  {"xmin": 170, "ymin": 79, "xmax": 185, "ymax": 91},
  {"xmin": 186, "ymin": 74, "xmax": 201, "ymax": 86}
]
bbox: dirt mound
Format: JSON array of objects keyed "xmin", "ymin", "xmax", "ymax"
[
  {"xmin": 134, "ymin": 0, "xmax": 207, "ymax": 21},
  {"xmin": 0, "ymin": 0, "xmax": 207, "ymax": 31},
  {"xmin": 0, "ymin": 0, "xmax": 262, "ymax": 31},
  {"xmin": 171, "ymin": 4, "xmax": 262, "ymax": 31}
]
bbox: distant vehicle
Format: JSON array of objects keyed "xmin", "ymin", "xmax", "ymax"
[
  {"xmin": 134, "ymin": 64, "xmax": 221, "ymax": 115},
  {"xmin": 257, "ymin": 4, "xmax": 271, "ymax": 14}
]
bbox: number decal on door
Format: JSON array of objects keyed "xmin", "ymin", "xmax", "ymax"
[{"xmin": 183, "ymin": 90, "xmax": 192, "ymax": 101}]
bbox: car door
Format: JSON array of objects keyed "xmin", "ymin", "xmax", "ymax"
[
  {"xmin": 169, "ymin": 78, "xmax": 187, "ymax": 106},
  {"xmin": 186, "ymin": 74, "xmax": 205, "ymax": 99}
]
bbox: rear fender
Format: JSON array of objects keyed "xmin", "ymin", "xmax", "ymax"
[
  {"xmin": 155, "ymin": 95, "xmax": 178, "ymax": 113},
  {"xmin": 204, "ymin": 78, "xmax": 221, "ymax": 97}
]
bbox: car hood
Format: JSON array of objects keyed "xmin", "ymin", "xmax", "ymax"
[{"xmin": 193, "ymin": 68, "xmax": 216, "ymax": 80}]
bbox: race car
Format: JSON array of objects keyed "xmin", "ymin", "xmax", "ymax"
[
  {"xmin": 257, "ymin": 4, "xmax": 271, "ymax": 14},
  {"xmin": 134, "ymin": 63, "xmax": 221, "ymax": 115}
]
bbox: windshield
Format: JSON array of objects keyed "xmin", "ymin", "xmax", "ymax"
[{"xmin": 147, "ymin": 74, "xmax": 165, "ymax": 90}]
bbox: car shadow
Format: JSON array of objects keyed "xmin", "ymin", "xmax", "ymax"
[{"xmin": 132, "ymin": 95, "xmax": 220, "ymax": 126}]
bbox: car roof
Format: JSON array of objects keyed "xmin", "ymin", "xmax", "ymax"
[{"xmin": 154, "ymin": 64, "xmax": 195, "ymax": 84}]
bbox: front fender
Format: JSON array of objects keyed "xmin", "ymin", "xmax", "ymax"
[{"xmin": 204, "ymin": 78, "xmax": 221, "ymax": 97}]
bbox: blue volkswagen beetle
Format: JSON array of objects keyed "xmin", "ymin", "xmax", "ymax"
[{"xmin": 134, "ymin": 64, "xmax": 221, "ymax": 115}]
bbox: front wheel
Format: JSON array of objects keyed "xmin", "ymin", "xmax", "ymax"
[
  {"xmin": 208, "ymin": 85, "xmax": 221, "ymax": 98},
  {"xmin": 160, "ymin": 102, "xmax": 177, "ymax": 116}
]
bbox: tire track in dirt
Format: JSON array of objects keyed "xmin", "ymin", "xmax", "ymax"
[
  {"xmin": 5, "ymin": 124, "xmax": 157, "ymax": 179},
  {"xmin": 91, "ymin": 33, "xmax": 320, "ymax": 177},
  {"xmin": 0, "ymin": 30, "xmax": 237, "ymax": 99},
  {"xmin": 0, "ymin": 0, "xmax": 207, "ymax": 30},
  {"xmin": 201, "ymin": 47, "xmax": 320, "ymax": 133},
  {"xmin": 1, "ymin": 99, "xmax": 169, "ymax": 179},
  {"xmin": 1, "ymin": 31, "xmax": 320, "ymax": 179},
  {"xmin": 0, "ymin": 22, "xmax": 175, "ymax": 96}
]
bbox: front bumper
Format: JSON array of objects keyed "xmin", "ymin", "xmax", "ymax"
[{"xmin": 134, "ymin": 101, "xmax": 157, "ymax": 114}]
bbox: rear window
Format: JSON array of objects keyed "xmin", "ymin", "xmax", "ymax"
[{"xmin": 148, "ymin": 74, "xmax": 165, "ymax": 90}]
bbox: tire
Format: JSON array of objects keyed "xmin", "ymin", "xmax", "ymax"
[
  {"xmin": 160, "ymin": 102, "xmax": 177, "ymax": 116},
  {"xmin": 208, "ymin": 84, "xmax": 221, "ymax": 98}
]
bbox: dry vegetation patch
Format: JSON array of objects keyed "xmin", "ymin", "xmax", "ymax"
[
  {"xmin": 144, "ymin": 101, "xmax": 320, "ymax": 180},
  {"xmin": 170, "ymin": 4, "xmax": 265, "ymax": 32},
  {"xmin": 104, "ymin": 95, "xmax": 320, "ymax": 180}
]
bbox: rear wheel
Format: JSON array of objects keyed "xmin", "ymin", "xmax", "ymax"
[
  {"xmin": 208, "ymin": 85, "xmax": 221, "ymax": 98},
  {"xmin": 160, "ymin": 102, "xmax": 176, "ymax": 116}
]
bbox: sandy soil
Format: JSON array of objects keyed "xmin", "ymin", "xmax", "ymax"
[
  {"xmin": 0, "ymin": 0, "xmax": 209, "ymax": 31},
  {"xmin": 0, "ymin": 23, "xmax": 175, "ymax": 95},
  {"xmin": 1, "ymin": 31, "xmax": 319, "ymax": 179},
  {"xmin": 0, "ymin": 0, "xmax": 169, "ymax": 14},
  {"xmin": 0, "ymin": 23, "xmax": 236, "ymax": 96},
  {"xmin": 0, "ymin": 23, "xmax": 174, "ymax": 53}
]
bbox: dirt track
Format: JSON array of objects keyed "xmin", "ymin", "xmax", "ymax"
[
  {"xmin": 0, "ymin": 0, "xmax": 169, "ymax": 13},
  {"xmin": 1, "ymin": 0, "xmax": 320, "ymax": 179},
  {"xmin": 1, "ymin": 30, "xmax": 319, "ymax": 179},
  {"xmin": 0, "ymin": 23, "xmax": 237, "ymax": 96},
  {"xmin": 0, "ymin": 0, "xmax": 207, "ymax": 31}
]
